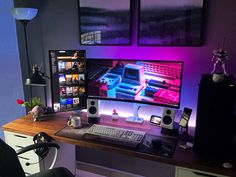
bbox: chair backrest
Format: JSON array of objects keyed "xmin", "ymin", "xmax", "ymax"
[{"xmin": 0, "ymin": 138, "xmax": 26, "ymax": 177}]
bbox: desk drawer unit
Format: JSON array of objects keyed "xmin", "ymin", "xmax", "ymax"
[
  {"xmin": 175, "ymin": 167, "xmax": 229, "ymax": 177},
  {"xmin": 4, "ymin": 131, "xmax": 40, "ymax": 176},
  {"xmin": 4, "ymin": 130, "xmax": 76, "ymax": 176}
]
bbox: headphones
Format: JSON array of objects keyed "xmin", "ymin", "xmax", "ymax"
[{"xmin": 33, "ymin": 132, "xmax": 54, "ymax": 159}]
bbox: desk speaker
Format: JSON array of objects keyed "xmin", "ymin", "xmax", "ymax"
[
  {"xmin": 161, "ymin": 108, "xmax": 176, "ymax": 129},
  {"xmin": 87, "ymin": 99, "xmax": 100, "ymax": 123}
]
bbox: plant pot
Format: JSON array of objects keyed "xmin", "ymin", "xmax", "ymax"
[
  {"xmin": 29, "ymin": 105, "xmax": 44, "ymax": 121},
  {"xmin": 212, "ymin": 73, "xmax": 225, "ymax": 83}
]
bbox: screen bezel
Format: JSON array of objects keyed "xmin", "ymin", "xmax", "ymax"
[{"xmin": 86, "ymin": 58, "xmax": 184, "ymax": 109}]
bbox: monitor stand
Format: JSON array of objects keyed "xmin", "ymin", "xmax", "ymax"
[{"xmin": 126, "ymin": 103, "xmax": 144, "ymax": 124}]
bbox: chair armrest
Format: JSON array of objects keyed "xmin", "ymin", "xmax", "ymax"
[{"xmin": 16, "ymin": 142, "xmax": 60, "ymax": 155}]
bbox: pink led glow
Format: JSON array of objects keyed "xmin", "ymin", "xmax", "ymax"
[
  {"xmin": 79, "ymin": 46, "xmax": 202, "ymax": 127},
  {"xmin": 78, "ymin": 23, "xmax": 214, "ymax": 129}
]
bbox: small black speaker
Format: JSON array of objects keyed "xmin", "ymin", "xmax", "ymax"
[
  {"xmin": 194, "ymin": 74, "xmax": 236, "ymax": 161},
  {"xmin": 87, "ymin": 99, "xmax": 100, "ymax": 123}
]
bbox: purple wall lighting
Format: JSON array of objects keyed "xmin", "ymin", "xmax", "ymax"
[{"xmin": 82, "ymin": 46, "xmax": 203, "ymax": 127}]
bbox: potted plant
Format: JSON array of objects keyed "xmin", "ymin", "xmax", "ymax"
[{"xmin": 17, "ymin": 97, "xmax": 44, "ymax": 121}]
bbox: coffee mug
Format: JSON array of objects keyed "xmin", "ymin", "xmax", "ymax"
[{"xmin": 67, "ymin": 116, "xmax": 82, "ymax": 128}]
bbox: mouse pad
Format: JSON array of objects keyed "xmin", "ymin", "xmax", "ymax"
[{"xmin": 137, "ymin": 134, "xmax": 178, "ymax": 158}]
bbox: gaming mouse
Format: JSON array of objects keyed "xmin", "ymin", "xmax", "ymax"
[{"xmin": 151, "ymin": 139, "xmax": 162, "ymax": 150}]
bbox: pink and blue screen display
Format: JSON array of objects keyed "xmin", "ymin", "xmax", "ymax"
[{"xmin": 87, "ymin": 59, "xmax": 183, "ymax": 108}]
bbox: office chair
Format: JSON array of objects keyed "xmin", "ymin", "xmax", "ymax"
[{"xmin": 0, "ymin": 138, "xmax": 75, "ymax": 177}]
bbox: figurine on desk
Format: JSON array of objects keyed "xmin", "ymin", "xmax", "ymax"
[{"xmin": 112, "ymin": 109, "xmax": 119, "ymax": 120}]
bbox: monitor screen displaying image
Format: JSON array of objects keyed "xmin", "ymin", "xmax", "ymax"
[
  {"xmin": 86, "ymin": 59, "xmax": 183, "ymax": 109},
  {"xmin": 49, "ymin": 50, "xmax": 87, "ymax": 112}
]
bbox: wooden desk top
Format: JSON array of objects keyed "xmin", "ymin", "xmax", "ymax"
[{"xmin": 2, "ymin": 112, "xmax": 236, "ymax": 176}]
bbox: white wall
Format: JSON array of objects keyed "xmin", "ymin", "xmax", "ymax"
[{"xmin": 0, "ymin": 0, "xmax": 25, "ymax": 139}]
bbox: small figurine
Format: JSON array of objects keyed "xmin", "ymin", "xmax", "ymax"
[
  {"xmin": 30, "ymin": 64, "xmax": 49, "ymax": 84},
  {"xmin": 211, "ymin": 48, "xmax": 229, "ymax": 76},
  {"xmin": 112, "ymin": 109, "xmax": 119, "ymax": 120}
]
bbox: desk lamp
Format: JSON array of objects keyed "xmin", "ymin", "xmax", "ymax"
[{"xmin": 11, "ymin": 7, "xmax": 38, "ymax": 98}]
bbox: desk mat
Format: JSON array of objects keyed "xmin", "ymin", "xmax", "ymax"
[
  {"xmin": 55, "ymin": 125, "xmax": 178, "ymax": 158},
  {"xmin": 55, "ymin": 124, "xmax": 90, "ymax": 139}
]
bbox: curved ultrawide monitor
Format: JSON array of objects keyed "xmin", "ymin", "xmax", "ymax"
[{"xmin": 86, "ymin": 59, "xmax": 183, "ymax": 109}]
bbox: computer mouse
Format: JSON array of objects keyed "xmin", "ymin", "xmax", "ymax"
[{"xmin": 151, "ymin": 139, "xmax": 162, "ymax": 150}]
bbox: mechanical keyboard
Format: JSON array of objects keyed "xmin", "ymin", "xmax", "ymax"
[{"xmin": 83, "ymin": 124, "xmax": 146, "ymax": 148}]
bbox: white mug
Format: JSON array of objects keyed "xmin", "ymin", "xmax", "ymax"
[{"xmin": 67, "ymin": 116, "xmax": 82, "ymax": 128}]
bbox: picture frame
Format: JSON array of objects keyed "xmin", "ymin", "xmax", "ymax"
[
  {"xmin": 138, "ymin": 0, "xmax": 204, "ymax": 46},
  {"xmin": 79, "ymin": 0, "xmax": 132, "ymax": 45}
]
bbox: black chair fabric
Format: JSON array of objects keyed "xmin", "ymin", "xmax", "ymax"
[
  {"xmin": 0, "ymin": 139, "xmax": 74, "ymax": 177},
  {"xmin": 29, "ymin": 167, "xmax": 74, "ymax": 177},
  {"xmin": 0, "ymin": 138, "xmax": 26, "ymax": 177}
]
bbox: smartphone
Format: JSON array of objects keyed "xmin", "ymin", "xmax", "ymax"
[{"xmin": 179, "ymin": 107, "xmax": 192, "ymax": 128}]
